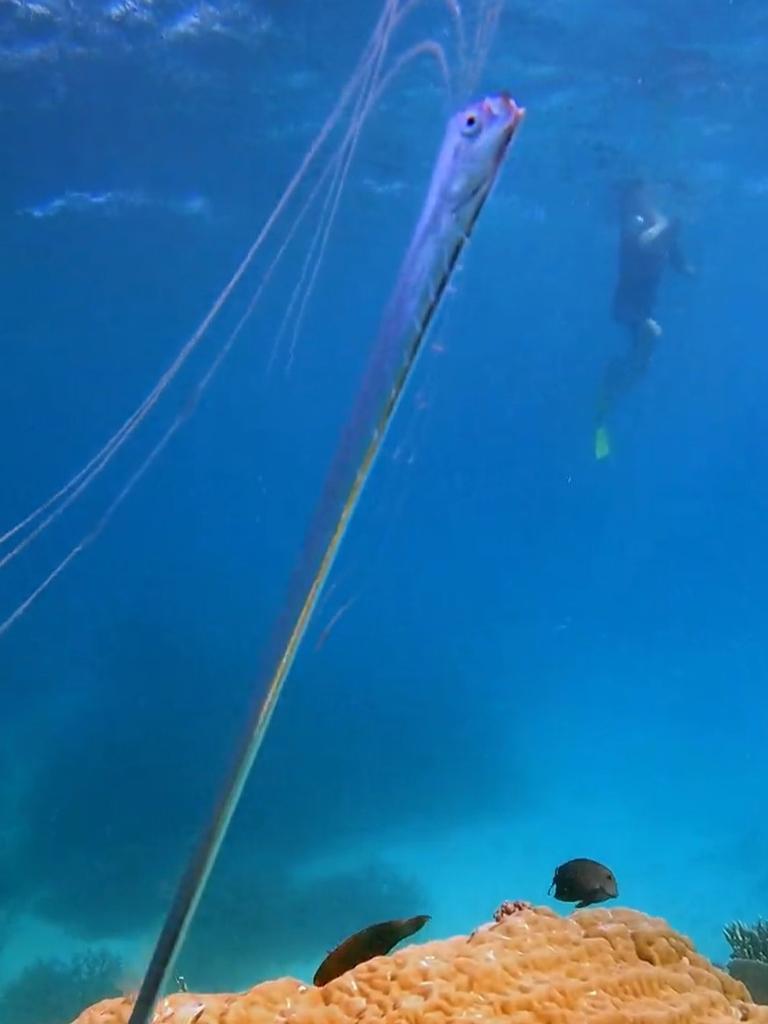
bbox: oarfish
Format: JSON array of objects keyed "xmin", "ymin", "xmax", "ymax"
[
  {"xmin": 307, "ymin": 92, "xmax": 525, "ymax": 559},
  {"xmin": 126, "ymin": 92, "xmax": 524, "ymax": 1024}
]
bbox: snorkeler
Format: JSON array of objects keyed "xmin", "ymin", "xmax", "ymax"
[{"xmin": 594, "ymin": 179, "xmax": 694, "ymax": 460}]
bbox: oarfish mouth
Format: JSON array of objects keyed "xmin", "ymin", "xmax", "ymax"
[{"xmin": 483, "ymin": 91, "xmax": 526, "ymax": 138}]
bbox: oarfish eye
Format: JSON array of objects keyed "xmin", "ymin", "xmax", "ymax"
[{"xmin": 460, "ymin": 111, "xmax": 482, "ymax": 138}]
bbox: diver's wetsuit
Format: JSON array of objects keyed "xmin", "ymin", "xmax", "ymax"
[
  {"xmin": 598, "ymin": 198, "xmax": 691, "ymax": 418},
  {"xmin": 613, "ymin": 211, "xmax": 687, "ymax": 328}
]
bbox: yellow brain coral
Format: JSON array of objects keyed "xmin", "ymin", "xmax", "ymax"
[{"xmin": 73, "ymin": 903, "xmax": 768, "ymax": 1024}]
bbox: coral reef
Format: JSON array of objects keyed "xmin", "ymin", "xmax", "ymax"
[
  {"xmin": 72, "ymin": 903, "xmax": 768, "ymax": 1024},
  {"xmin": 726, "ymin": 921, "xmax": 768, "ymax": 964},
  {"xmin": 725, "ymin": 919, "xmax": 768, "ymax": 1004},
  {"xmin": 729, "ymin": 961, "xmax": 768, "ymax": 1006},
  {"xmin": 0, "ymin": 948, "xmax": 122, "ymax": 1024}
]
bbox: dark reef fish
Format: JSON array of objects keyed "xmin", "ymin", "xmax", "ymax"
[
  {"xmin": 549, "ymin": 858, "xmax": 618, "ymax": 909},
  {"xmin": 313, "ymin": 914, "xmax": 430, "ymax": 986}
]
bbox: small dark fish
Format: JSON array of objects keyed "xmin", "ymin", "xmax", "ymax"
[
  {"xmin": 313, "ymin": 914, "xmax": 430, "ymax": 986},
  {"xmin": 549, "ymin": 858, "xmax": 618, "ymax": 909}
]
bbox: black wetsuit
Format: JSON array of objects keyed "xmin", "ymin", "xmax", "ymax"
[
  {"xmin": 612, "ymin": 210, "xmax": 687, "ymax": 330},
  {"xmin": 598, "ymin": 206, "xmax": 690, "ymax": 418}
]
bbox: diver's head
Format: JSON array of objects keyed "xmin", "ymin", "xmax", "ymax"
[{"xmin": 443, "ymin": 93, "xmax": 524, "ymax": 211}]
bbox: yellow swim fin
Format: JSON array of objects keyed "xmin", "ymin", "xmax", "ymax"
[{"xmin": 595, "ymin": 425, "xmax": 611, "ymax": 460}]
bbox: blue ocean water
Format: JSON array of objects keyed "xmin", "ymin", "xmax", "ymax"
[{"xmin": 1, "ymin": 0, "xmax": 767, "ymax": 1018}]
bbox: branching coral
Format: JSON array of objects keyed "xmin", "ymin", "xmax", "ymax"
[
  {"xmin": 0, "ymin": 948, "xmax": 122, "ymax": 1024},
  {"xmin": 725, "ymin": 919, "xmax": 768, "ymax": 1005},
  {"xmin": 726, "ymin": 921, "xmax": 768, "ymax": 965},
  {"xmin": 71, "ymin": 903, "xmax": 768, "ymax": 1024}
]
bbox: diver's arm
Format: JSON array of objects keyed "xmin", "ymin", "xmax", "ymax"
[{"xmin": 638, "ymin": 212, "xmax": 669, "ymax": 247}]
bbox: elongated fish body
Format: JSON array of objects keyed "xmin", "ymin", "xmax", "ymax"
[
  {"xmin": 356, "ymin": 93, "xmax": 523, "ymax": 449},
  {"xmin": 314, "ymin": 914, "xmax": 431, "ymax": 986},
  {"xmin": 125, "ymin": 95, "xmax": 523, "ymax": 1024},
  {"xmin": 382, "ymin": 94, "xmax": 523, "ymax": 360},
  {"xmin": 292, "ymin": 93, "xmax": 525, "ymax": 599}
]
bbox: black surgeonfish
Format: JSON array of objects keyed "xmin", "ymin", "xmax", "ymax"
[{"xmin": 549, "ymin": 858, "xmax": 618, "ymax": 908}]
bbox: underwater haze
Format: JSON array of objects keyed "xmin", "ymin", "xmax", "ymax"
[{"xmin": 1, "ymin": 0, "xmax": 768, "ymax": 1019}]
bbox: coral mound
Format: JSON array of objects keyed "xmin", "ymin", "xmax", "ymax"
[{"xmin": 73, "ymin": 904, "xmax": 768, "ymax": 1024}]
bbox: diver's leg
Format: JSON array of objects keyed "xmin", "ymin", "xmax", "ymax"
[
  {"xmin": 595, "ymin": 348, "xmax": 630, "ymax": 459},
  {"xmin": 595, "ymin": 321, "xmax": 659, "ymax": 458},
  {"xmin": 628, "ymin": 318, "xmax": 661, "ymax": 378},
  {"xmin": 609, "ymin": 319, "xmax": 661, "ymax": 393},
  {"xmin": 597, "ymin": 329, "xmax": 636, "ymax": 418}
]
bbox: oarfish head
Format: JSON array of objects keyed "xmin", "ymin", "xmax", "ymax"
[{"xmin": 442, "ymin": 92, "xmax": 524, "ymax": 212}]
